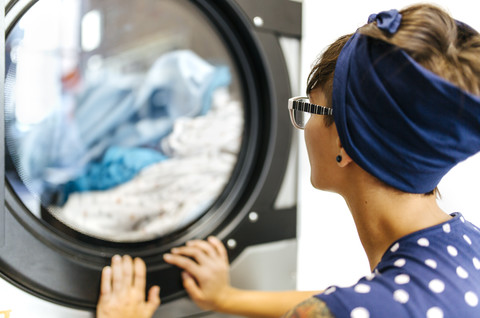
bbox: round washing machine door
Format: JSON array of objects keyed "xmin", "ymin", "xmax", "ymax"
[{"xmin": 1, "ymin": 0, "xmax": 295, "ymax": 309}]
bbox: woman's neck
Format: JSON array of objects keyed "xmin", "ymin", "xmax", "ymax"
[{"xmin": 341, "ymin": 178, "xmax": 451, "ymax": 272}]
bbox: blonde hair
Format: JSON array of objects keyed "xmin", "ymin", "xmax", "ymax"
[
  {"xmin": 360, "ymin": 3, "xmax": 480, "ymax": 96},
  {"xmin": 307, "ymin": 4, "xmax": 480, "ymax": 107},
  {"xmin": 306, "ymin": 34, "xmax": 352, "ymax": 126}
]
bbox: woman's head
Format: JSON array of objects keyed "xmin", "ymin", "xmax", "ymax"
[{"xmin": 305, "ymin": 3, "xmax": 480, "ymax": 194}]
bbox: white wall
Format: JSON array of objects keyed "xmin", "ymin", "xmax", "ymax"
[{"xmin": 298, "ymin": 0, "xmax": 480, "ymax": 291}]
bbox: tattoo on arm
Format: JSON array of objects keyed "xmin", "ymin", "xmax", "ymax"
[{"xmin": 282, "ymin": 297, "xmax": 335, "ymax": 318}]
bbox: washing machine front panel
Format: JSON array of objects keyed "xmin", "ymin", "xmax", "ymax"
[{"xmin": 1, "ymin": 0, "xmax": 299, "ymax": 310}]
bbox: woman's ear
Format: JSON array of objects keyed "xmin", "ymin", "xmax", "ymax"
[{"xmin": 336, "ymin": 137, "xmax": 353, "ymax": 167}]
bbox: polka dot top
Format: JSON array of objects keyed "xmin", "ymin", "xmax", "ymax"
[{"xmin": 315, "ymin": 213, "xmax": 480, "ymax": 318}]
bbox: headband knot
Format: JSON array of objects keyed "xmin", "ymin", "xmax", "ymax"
[{"xmin": 368, "ymin": 9, "xmax": 402, "ymax": 34}]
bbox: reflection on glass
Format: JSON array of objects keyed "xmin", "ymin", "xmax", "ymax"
[{"xmin": 5, "ymin": 0, "xmax": 244, "ymax": 242}]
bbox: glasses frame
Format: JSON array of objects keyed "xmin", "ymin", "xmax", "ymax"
[{"xmin": 288, "ymin": 96, "xmax": 333, "ymax": 130}]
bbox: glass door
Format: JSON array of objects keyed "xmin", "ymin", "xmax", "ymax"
[{"xmin": 5, "ymin": 0, "xmax": 246, "ymax": 243}]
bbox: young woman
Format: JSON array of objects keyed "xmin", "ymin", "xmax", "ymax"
[{"xmin": 97, "ymin": 3, "xmax": 480, "ymax": 317}]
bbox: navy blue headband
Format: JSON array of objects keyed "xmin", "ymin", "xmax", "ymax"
[{"xmin": 333, "ymin": 11, "xmax": 480, "ymax": 193}]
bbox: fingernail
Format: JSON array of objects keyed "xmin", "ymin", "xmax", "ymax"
[
  {"xmin": 112, "ymin": 254, "xmax": 121, "ymax": 262},
  {"xmin": 171, "ymin": 248, "xmax": 178, "ymax": 253},
  {"xmin": 163, "ymin": 254, "xmax": 172, "ymax": 261}
]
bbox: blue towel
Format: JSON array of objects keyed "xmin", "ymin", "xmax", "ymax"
[{"xmin": 60, "ymin": 146, "xmax": 166, "ymax": 203}]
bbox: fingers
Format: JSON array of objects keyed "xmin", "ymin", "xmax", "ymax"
[
  {"xmin": 133, "ymin": 257, "xmax": 147, "ymax": 293},
  {"xmin": 111, "ymin": 255, "xmax": 124, "ymax": 292},
  {"xmin": 108, "ymin": 255, "xmax": 149, "ymax": 295},
  {"xmin": 208, "ymin": 236, "xmax": 228, "ymax": 262},
  {"xmin": 186, "ymin": 239, "xmax": 217, "ymax": 258},
  {"xmin": 171, "ymin": 245, "xmax": 209, "ymax": 265},
  {"xmin": 168, "ymin": 236, "xmax": 228, "ymax": 262},
  {"xmin": 100, "ymin": 266, "xmax": 112, "ymax": 296},
  {"xmin": 163, "ymin": 252, "xmax": 202, "ymax": 277},
  {"xmin": 147, "ymin": 285, "xmax": 161, "ymax": 313},
  {"xmin": 181, "ymin": 271, "xmax": 203, "ymax": 301},
  {"xmin": 122, "ymin": 255, "xmax": 134, "ymax": 289}
]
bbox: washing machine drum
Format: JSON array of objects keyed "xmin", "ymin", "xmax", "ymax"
[{"xmin": 1, "ymin": 0, "xmax": 296, "ymax": 309}]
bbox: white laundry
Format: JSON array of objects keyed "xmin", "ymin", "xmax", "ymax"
[
  {"xmin": 161, "ymin": 88, "xmax": 243, "ymax": 157},
  {"xmin": 52, "ymin": 89, "xmax": 244, "ymax": 242}
]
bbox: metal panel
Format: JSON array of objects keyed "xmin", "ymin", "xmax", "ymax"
[{"xmin": 235, "ymin": 0, "xmax": 301, "ymax": 37}]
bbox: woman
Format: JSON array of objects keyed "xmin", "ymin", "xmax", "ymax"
[{"xmin": 98, "ymin": 3, "xmax": 480, "ymax": 317}]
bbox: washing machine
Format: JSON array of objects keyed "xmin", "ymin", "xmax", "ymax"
[{"xmin": 0, "ymin": 0, "xmax": 301, "ymax": 316}]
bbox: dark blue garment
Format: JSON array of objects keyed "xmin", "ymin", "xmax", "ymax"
[
  {"xmin": 333, "ymin": 33, "xmax": 480, "ymax": 193},
  {"xmin": 316, "ymin": 213, "xmax": 480, "ymax": 317}
]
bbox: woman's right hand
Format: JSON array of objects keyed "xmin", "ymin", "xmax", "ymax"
[
  {"xmin": 96, "ymin": 255, "xmax": 160, "ymax": 318},
  {"xmin": 163, "ymin": 236, "xmax": 232, "ymax": 311}
]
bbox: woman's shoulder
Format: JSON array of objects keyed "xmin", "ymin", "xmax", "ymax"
[{"xmin": 316, "ymin": 261, "xmax": 480, "ymax": 318}]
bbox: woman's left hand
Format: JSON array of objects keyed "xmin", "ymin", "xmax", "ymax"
[{"xmin": 163, "ymin": 236, "xmax": 232, "ymax": 311}]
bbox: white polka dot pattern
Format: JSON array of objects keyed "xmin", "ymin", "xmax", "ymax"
[
  {"xmin": 394, "ymin": 274, "xmax": 410, "ymax": 285},
  {"xmin": 351, "ymin": 307, "xmax": 370, "ymax": 318},
  {"xmin": 355, "ymin": 284, "xmax": 371, "ymax": 294},
  {"xmin": 442, "ymin": 223, "xmax": 451, "ymax": 233},
  {"xmin": 465, "ymin": 291, "xmax": 479, "ymax": 307},
  {"xmin": 463, "ymin": 234, "xmax": 472, "ymax": 245},
  {"xmin": 425, "ymin": 259, "xmax": 437, "ymax": 269},
  {"xmin": 391, "ymin": 242, "xmax": 400, "ymax": 252},
  {"xmin": 393, "ymin": 289, "xmax": 409, "ymax": 304},
  {"xmin": 324, "ymin": 286, "xmax": 336, "ymax": 295},
  {"xmin": 457, "ymin": 266, "xmax": 469, "ymax": 279},
  {"xmin": 426, "ymin": 307, "xmax": 444, "ymax": 318},
  {"xmin": 316, "ymin": 213, "xmax": 480, "ymax": 318},
  {"xmin": 428, "ymin": 279, "xmax": 445, "ymax": 293},
  {"xmin": 473, "ymin": 257, "xmax": 480, "ymax": 270},
  {"xmin": 418, "ymin": 238, "xmax": 430, "ymax": 247},
  {"xmin": 394, "ymin": 258, "xmax": 406, "ymax": 267},
  {"xmin": 447, "ymin": 245, "xmax": 458, "ymax": 257}
]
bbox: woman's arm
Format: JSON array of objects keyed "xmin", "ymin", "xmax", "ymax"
[
  {"xmin": 163, "ymin": 236, "xmax": 321, "ymax": 317},
  {"xmin": 282, "ymin": 297, "xmax": 335, "ymax": 318},
  {"xmin": 212, "ymin": 288, "xmax": 323, "ymax": 318}
]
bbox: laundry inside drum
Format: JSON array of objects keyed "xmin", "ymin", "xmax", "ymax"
[{"xmin": 4, "ymin": 0, "xmax": 245, "ymax": 242}]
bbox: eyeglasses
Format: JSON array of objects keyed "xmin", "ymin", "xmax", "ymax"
[{"xmin": 288, "ymin": 96, "xmax": 333, "ymax": 130}]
